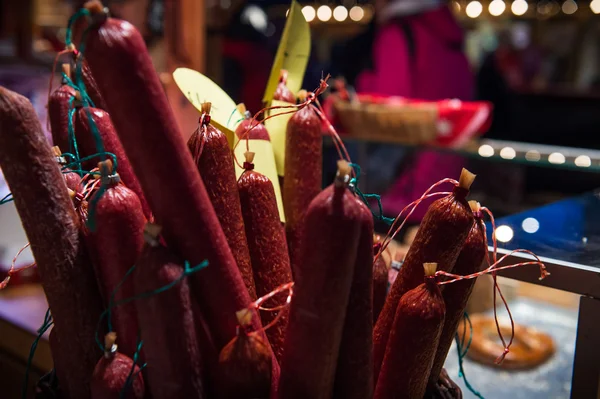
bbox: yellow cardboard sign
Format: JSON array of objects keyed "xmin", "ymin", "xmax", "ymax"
[
  {"xmin": 234, "ymin": 139, "xmax": 285, "ymax": 223},
  {"xmin": 173, "ymin": 67, "xmax": 243, "ymax": 146},
  {"xmin": 264, "ymin": 100, "xmax": 295, "ymax": 176},
  {"xmin": 262, "ymin": 0, "xmax": 310, "ymax": 103}
]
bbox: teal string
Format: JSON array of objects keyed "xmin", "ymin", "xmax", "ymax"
[
  {"xmin": 0, "ymin": 193, "xmax": 13, "ymax": 205},
  {"xmin": 62, "ymin": 73, "xmax": 95, "ymax": 108},
  {"xmin": 94, "ymin": 259, "xmax": 209, "ymax": 352},
  {"xmin": 226, "ymin": 108, "xmax": 238, "ymax": 129},
  {"xmin": 67, "ymin": 97, "xmax": 82, "ymax": 172},
  {"xmin": 455, "ymin": 312, "xmax": 484, "ymax": 399},
  {"xmin": 119, "ymin": 337, "xmax": 146, "ymax": 399},
  {"xmin": 22, "ymin": 308, "xmax": 53, "ymax": 399},
  {"xmin": 348, "ymin": 163, "xmax": 395, "ymax": 226},
  {"xmin": 61, "ymin": 151, "xmax": 118, "ymax": 173},
  {"xmin": 65, "ymin": 8, "xmax": 91, "ymax": 47}
]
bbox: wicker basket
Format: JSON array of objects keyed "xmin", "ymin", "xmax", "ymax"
[{"xmin": 333, "ymin": 100, "xmax": 438, "ymax": 145}]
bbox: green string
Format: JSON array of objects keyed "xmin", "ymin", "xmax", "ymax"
[
  {"xmin": 65, "ymin": 8, "xmax": 91, "ymax": 47},
  {"xmin": 119, "ymin": 337, "xmax": 146, "ymax": 399},
  {"xmin": 22, "ymin": 308, "xmax": 53, "ymax": 399},
  {"xmin": 226, "ymin": 108, "xmax": 239, "ymax": 129},
  {"xmin": 455, "ymin": 312, "xmax": 484, "ymax": 399},
  {"xmin": 348, "ymin": 163, "xmax": 395, "ymax": 226},
  {"xmin": 61, "ymin": 151, "xmax": 118, "ymax": 173},
  {"xmin": 0, "ymin": 193, "xmax": 13, "ymax": 205},
  {"xmin": 67, "ymin": 97, "xmax": 82, "ymax": 172},
  {"xmin": 94, "ymin": 259, "xmax": 209, "ymax": 352}
]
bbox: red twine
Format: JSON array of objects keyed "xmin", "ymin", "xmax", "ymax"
[
  {"xmin": 0, "ymin": 243, "xmax": 36, "ymax": 290},
  {"xmin": 245, "ymin": 282, "xmax": 294, "ymax": 334}
]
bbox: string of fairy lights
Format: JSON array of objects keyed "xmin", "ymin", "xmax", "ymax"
[{"xmin": 292, "ymin": 1, "xmax": 600, "ymax": 23}]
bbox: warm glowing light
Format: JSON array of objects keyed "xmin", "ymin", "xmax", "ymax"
[
  {"xmin": 489, "ymin": 0, "xmax": 506, "ymax": 16},
  {"xmin": 302, "ymin": 6, "xmax": 316, "ymax": 22},
  {"xmin": 286, "ymin": 8, "xmax": 289, "ymax": 16},
  {"xmin": 548, "ymin": 152, "xmax": 566, "ymax": 164},
  {"xmin": 478, "ymin": 144, "xmax": 494, "ymax": 157},
  {"xmin": 511, "ymin": 0, "xmax": 528, "ymax": 15},
  {"xmin": 349, "ymin": 6, "xmax": 364, "ymax": 21},
  {"xmin": 522, "ymin": 218, "xmax": 540, "ymax": 234},
  {"xmin": 575, "ymin": 155, "xmax": 592, "ymax": 167},
  {"xmin": 317, "ymin": 5, "xmax": 332, "ymax": 21},
  {"xmin": 500, "ymin": 147, "xmax": 516, "ymax": 159},
  {"xmin": 525, "ymin": 150, "xmax": 541, "ymax": 161},
  {"xmin": 496, "ymin": 225, "xmax": 514, "ymax": 243},
  {"xmin": 562, "ymin": 0, "xmax": 577, "ymax": 14},
  {"xmin": 453, "ymin": 1, "xmax": 462, "ymax": 12},
  {"xmin": 592, "ymin": 0, "xmax": 600, "ymax": 14},
  {"xmin": 333, "ymin": 6, "xmax": 348, "ymax": 21},
  {"xmin": 466, "ymin": 1, "xmax": 483, "ymax": 18}
]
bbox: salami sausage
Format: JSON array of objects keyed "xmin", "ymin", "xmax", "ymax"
[
  {"xmin": 0, "ymin": 86, "xmax": 103, "ymax": 398},
  {"xmin": 283, "ymin": 94, "xmax": 322, "ymax": 273},
  {"xmin": 333, "ymin": 195, "xmax": 374, "ymax": 399},
  {"xmin": 428, "ymin": 200, "xmax": 487, "ymax": 389},
  {"xmin": 372, "ymin": 243, "xmax": 389, "ymax": 324},
  {"xmin": 85, "ymin": 160, "xmax": 146, "ymax": 357},
  {"xmin": 90, "ymin": 333, "xmax": 144, "ymax": 399},
  {"xmin": 279, "ymin": 161, "xmax": 361, "ymax": 399},
  {"xmin": 82, "ymin": 5, "xmax": 269, "ymax": 352},
  {"xmin": 188, "ymin": 103, "xmax": 256, "ymax": 300},
  {"xmin": 48, "ymin": 82, "xmax": 76, "ymax": 154},
  {"xmin": 78, "ymin": 57, "xmax": 108, "ymax": 111},
  {"xmin": 373, "ymin": 169, "xmax": 475, "ymax": 381},
  {"xmin": 235, "ymin": 108, "xmax": 270, "ymax": 140},
  {"xmin": 134, "ymin": 232, "xmax": 205, "ymax": 399},
  {"xmin": 215, "ymin": 310, "xmax": 272, "ymax": 398},
  {"xmin": 374, "ymin": 263, "xmax": 446, "ymax": 399},
  {"xmin": 237, "ymin": 152, "xmax": 292, "ymax": 361},
  {"xmin": 273, "ymin": 70, "xmax": 296, "ymax": 104},
  {"xmin": 75, "ymin": 107, "xmax": 151, "ymax": 218}
]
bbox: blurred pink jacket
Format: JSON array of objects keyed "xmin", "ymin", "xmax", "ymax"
[
  {"xmin": 357, "ymin": 6, "xmax": 473, "ymax": 100},
  {"xmin": 356, "ymin": 6, "xmax": 474, "ymax": 222}
]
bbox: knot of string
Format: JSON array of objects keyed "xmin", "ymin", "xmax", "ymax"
[
  {"xmin": 455, "ymin": 312, "xmax": 485, "ymax": 398},
  {"xmin": 22, "ymin": 308, "xmax": 53, "ymax": 399},
  {"xmin": 348, "ymin": 163, "xmax": 395, "ymax": 226},
  {"xmin": 94, "ymin": 258, "xmax": 209, "ymax": 352}
]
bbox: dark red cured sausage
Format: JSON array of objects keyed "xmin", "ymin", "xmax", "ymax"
[
  {"xmin": 90, "ymin": 333, "xmax": 144, "ymax": 399},
  {"xmin": 374, "ymin": 263, "xmax": 446, "ymax": 399},
  {"xmin": 134, "ymin": 237, "xmax": 205, "ymax": 399},
  {"xmin": 279, "ymin": 161, "xmax": 362, "ymax": 399},
  {"xmin": 75, "ymin": 107, "xmax": 152, "ymax": 219},
  {"xmin": 48, "ymin": 83, "xmax": 76, "ymax": 154},
  {"xmin": 0, "ymin": 86, "xmax": 103, "ymax": 398},
  {"xmin": 188, "ymin": 104, "xmax": 256, "ymax": 300},
  {"xmin": 428, "ymin": 201, "xmax": 487, "ymax": 390},
  {"xmin": 216, "ymin": 311, "xmax": 272, "ymax": 398},
  {"xmin": 48, "ymin": 328, "xmax": 69, "ymax": 396},
  {"xmin": 373, "ymin": 169, "xmax": 475, "ymax": 382},
  {"xmin": 273, "ymin": 70, "xmax": 296, "ymax": 104},
  {"xmin": 237, "ymin": 153, "xmax": 292, "ymax": 361},
  {"xmin": 78, "ymin": 57, "xmax": 108, "ymax": 110},
  {"xmin": 333, "ymin": 196, "xmax": 374, "ymax": 399},
  {"xmin": 372, "ymin": 243, "xmax": 389, "ymax": 324},
  {"xmin": 235, "ymin": 110, "xmax": 270, "ymax": 141},
  {"xmin": 85, "ymin": 160, "xmax": 146, "ymax": 357},
  {"xmin": 82, "ymin": 8, "xmax": 279, "ymax": 392},
  {"xmin": 283, "ymin": 97, "xmax": 322, "ymax": 273}
]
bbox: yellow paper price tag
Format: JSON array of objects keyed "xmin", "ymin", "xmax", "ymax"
[
  {"xmin": 234, "ymin": 139, "xmax": 285, "ymax": 223},
  {"xmin": 264, "ymin": 100, "xmax": 295, "ymax": 176},
  {"xmin": 173, "ymin": 67, "xmax": 243, "ymax": 147},
  {"xmin": 262, "ymin": 0, "xmax": 311, "ymax": 103}
]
